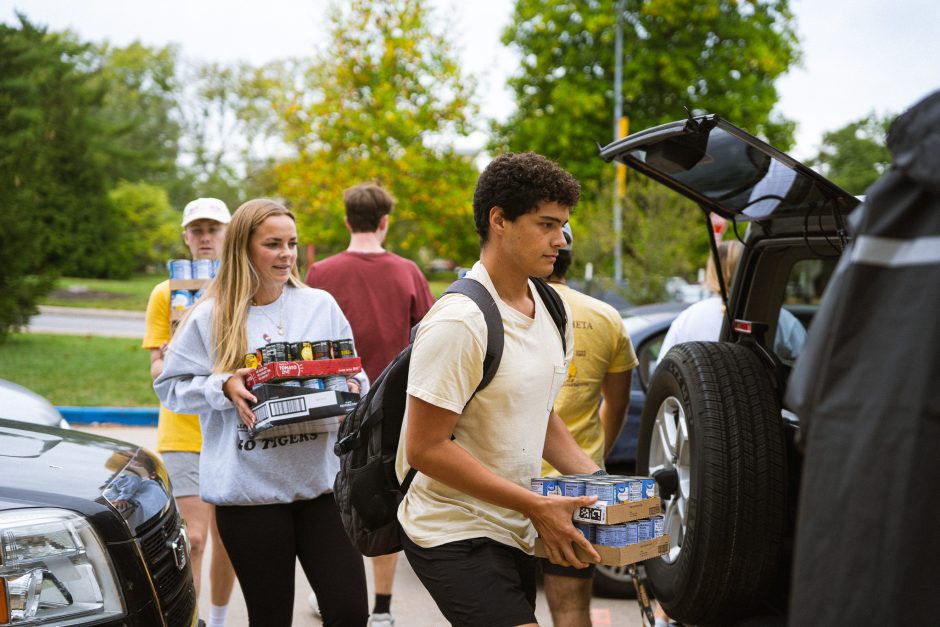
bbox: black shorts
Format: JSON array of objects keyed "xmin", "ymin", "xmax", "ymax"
[
  {"xmin": 540, "ymin": 558, "xmax": 596, "ymax": 580},
  {"xmin": 401, "ymin": 531, "xmax": 537, "ymax": 627}
]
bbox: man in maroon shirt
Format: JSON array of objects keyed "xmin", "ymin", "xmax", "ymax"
[{"xmin": 305, "ymin": 182, "xmax": 434, "ymax": 627}]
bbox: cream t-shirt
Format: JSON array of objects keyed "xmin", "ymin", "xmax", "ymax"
[{"xmin": 396, "ymin": 261, "xmax": 573, "ymax": 553}]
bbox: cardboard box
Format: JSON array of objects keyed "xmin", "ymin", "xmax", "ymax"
[
  {"xmin": 534, "ymin": 535, "xmax": 670, "ymax": 567},
  {"xmin": 248, "ymin": 383, "xmax": 360, "ymax": 437},
  {"xmin": 168, "ymin": 278, "xmax": 210, "ymax": 291},
  {"xmin": 573, "ymin": 497, "xmax": 662, "ymax": 525},
  {"xmin": 246, "ymin": 358, "xmax": 362, "ymax": 388}
]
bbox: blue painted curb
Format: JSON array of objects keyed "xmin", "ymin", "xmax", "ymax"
[{"xmin": 57, "ymin": 406, "xmax": 159, "ymax": 426}]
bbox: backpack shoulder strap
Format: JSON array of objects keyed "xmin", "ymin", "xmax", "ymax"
[
  {"xmin": 441, "ymin": 278, "xmax": 504, "ymax": 393},
  {"xmin": 530, "ymin": 277, "xmax": 567, "ymax": 355}
]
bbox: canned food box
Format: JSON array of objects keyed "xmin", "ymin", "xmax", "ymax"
[
  {"xmin": 573, "ymin": 496, "xmax": 662, "ymax": 525},
  {"xmin": 246, "ymin": 357, "xmax": 363, "ymax": 388},
  {"xmin": 248, "ymin": 383, "xmax": 360, "ymax": 438},
  {"xmin": 534, "ymin": 535, "xmax": 670, "ymax": 567}
]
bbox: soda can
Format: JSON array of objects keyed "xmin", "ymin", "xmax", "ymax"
[
  {"xmin": 310, "ymin": 340, "xmax": 332, "ymax": 360},
  {"xmin": 170, "ymin": 290, "xmax": 193, "ymax": 310},
  {"xmin": 324, "ymin": 375, "xmax": 348, "ymax": 392},
  {"xmin": 650, "ymin": 514, "xmax": 665, "ymax": 538},
  {"xmin": 245, "ymin": 352, "xmax": 260, "ymax": 369},
  {"xmin": 596, "ymin": 523, "xmax": 630, "ymax": 547},
  {"xmin": 637, "ymin": 518, "xmax": 654, "ymax": 542},
  {"xmin": 282, "ymin": 380, "xmax": 301, "ymax": 387},
  {"xmin": 331, "ymin": 338, "xmax": 356, "ymax": 358},
  {"xmin": 302, "ymin": 378, "xmax": 325, "ymax": 390},
  {"xmin": 192, "ymin": 259, "xmax": 213, "ymax": 279},
  {"xmin": 292, "ymin": 341, "xmax": 314, "ymax": 361},
  {"xmin": 168, "ymin": 259, "xmax": 192, "ymax": 279},
  {"xmin": 259, "ymin": 342, "xmax": 290, "ymax": 365}
]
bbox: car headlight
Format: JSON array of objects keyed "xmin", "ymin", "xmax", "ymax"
[{"xmin": 0, "ymin": 508, "xmax": 124, "ymax": 625}]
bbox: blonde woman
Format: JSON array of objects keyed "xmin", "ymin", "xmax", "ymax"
[{"xmin": 155, "ymin": 199, "xmax": 368, "ymax": 626}]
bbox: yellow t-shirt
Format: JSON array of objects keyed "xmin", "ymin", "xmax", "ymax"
[
  {"xmin": 143, "ymin": 280, "xmax": 201, "ymax": 453},
  {"xmin": 541, "ymin": 283, "xmax": 638, "ymax": 476},
  {"xmin": 396, "ymin": 262, "xmax": 574, "ymax": 553}
]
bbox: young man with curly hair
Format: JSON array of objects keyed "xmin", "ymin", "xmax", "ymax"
[{"xmin": 395, "ymin": 152, "xmax": 603, "ymax": 626}]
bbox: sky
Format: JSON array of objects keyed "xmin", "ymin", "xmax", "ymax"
[{"xmin": 4, "ymin": 0, "xmax": 939, "ymax": 161}]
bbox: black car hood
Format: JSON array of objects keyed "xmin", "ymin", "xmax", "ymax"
[
  {"xmin": 0, "ymin": 419, "xmax": 171, "ymax": 531},
  {"xmin": 600, "ymin": 115, "xmax": 860, "ymax": 221}
]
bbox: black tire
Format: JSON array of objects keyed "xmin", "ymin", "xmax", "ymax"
[
  {"xmin": 636, "ymin": 342, "xmax": 786, "ymax": 626},
  {"xmin": 592, "ymin": 563, "xmax": 638, "ymax": 599}
]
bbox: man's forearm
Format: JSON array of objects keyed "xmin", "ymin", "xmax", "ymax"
[{"xmin": 543, "ymin": 410, "xmax": 601, "ymax": 475}]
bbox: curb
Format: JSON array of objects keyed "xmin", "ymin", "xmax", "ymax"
[
  {"xmin": 58, "ymin": 406, "xmax": 158, "ymax": 426},
  {"xmin": 39, "ymin": 306, "xmax": 146, "ymax": 320}
]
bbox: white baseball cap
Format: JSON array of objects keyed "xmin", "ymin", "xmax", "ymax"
[{"xmin": 182, "ymin": 198, "xmax": 231, "ymax": 227}]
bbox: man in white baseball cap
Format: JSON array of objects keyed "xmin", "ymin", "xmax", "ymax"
[
  {"xmin": 181, "ymin": 197, "xmax": 232, "ymax": 228},
  {"xmin": 144, "ymin": 197, "xmax": 235, "ymax": 627}
]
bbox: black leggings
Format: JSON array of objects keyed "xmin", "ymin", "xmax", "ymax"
[{"xmin": 215, "ymin": 494, "xmax": 368, "ymax": 627}]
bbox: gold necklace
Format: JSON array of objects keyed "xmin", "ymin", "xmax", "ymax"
[{"xmin": 252, "ymin": 289, "xmax": 286, "ymax": 336}]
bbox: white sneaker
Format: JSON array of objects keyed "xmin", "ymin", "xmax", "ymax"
[
  {"xmin": 368, "ymin": 612, "xmax": 395, "ymax": 627},
  {"xmin": 307, "ymin": 592, "xmax": 321, "ymax": 618}
]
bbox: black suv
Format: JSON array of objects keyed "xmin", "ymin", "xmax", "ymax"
[
  {"xmin": 600, "ymin": 114, "xmax": 860, "ymax": 626},
  {"xmin": 0, "ymin": 418, "xmax": 197, "ymax": 626}
]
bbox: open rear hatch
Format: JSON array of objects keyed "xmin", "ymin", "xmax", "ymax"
[{"xmin": 599, "ymin": 114, "xmax": 860, "ymax": 221}]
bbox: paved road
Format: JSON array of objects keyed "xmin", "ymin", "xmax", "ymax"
[
  {"xmin": 79, "ymin": 425, "xmax": 646, "ymax": 627},
  {"xmin": 28, "ymin": 306, "xmax": 145, "ymax": 339}
]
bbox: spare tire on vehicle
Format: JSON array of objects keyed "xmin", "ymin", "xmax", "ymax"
[{"xmin": 636, "ymin": 341, "xmax": 787, "ymax": 626}]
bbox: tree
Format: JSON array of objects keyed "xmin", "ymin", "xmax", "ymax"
[
  {"xmin": 108, "ymin": 182, "xmax": 185, "ymax": 272},
  {"xmin": 0, "ymin": 15, "xmax": 133, "ymax": 337},
  {"xmin": 495, "ymin": 0, "xmax": 800, "ymax": 301},
  {"xmin": 270, "ymin": 0, "xmax": 481, "ymax": 267},
  {"xmin": 811, "ymin": 113, "xmax": 893, "ymax": 196},
  {"xmin": 85, "ymin": 41, "xmax": 182, "ymax": 189}
]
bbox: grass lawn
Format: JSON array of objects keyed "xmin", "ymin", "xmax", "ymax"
[
  {"xmin": 0, "ymin": 333, "xmax": 156, "ymax": 407},
  {"xmin": 41, "ymin": 274, "xmax": 162, "ymax": 311}
]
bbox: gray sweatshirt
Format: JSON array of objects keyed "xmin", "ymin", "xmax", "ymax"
[{"xmin": 154, "ymin": 285, "xmax": 362, "ymax": 506}]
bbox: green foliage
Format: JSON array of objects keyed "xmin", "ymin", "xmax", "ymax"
[
  {"xmin": 271, "ymin": 0, "xmax": 482, "ymax": 265},
  {"xmin": 570, "ymin": 177, "xmax": 709, "ymax": 303},
  {"xmin": 0, "ymin": 333, "xmax": 154, "ymax": 406},
  {"xmin": 811, "ymin": 113, "xmax": 893, "ymax": 196},
  {"xmin": 85, "ymin": 41, "xmax": 182, "ymax": 188},
  {"xmin": 108, "ymin": 183, "xmax": 185, "ymax": 271},
  {"xmin": 495, "ymin": 0, "xmax": 800, "ymax": 295},
  {"xmin": 0, "ymin": 15, "xmax": 121, "ymax": 338}
]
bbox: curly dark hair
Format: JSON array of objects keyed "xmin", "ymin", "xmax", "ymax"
[{"xmin": 473, "ymin": 152, "xmax": 581, "ymax": 245}]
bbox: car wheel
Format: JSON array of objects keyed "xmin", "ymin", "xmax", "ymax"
[
  {"xmin": 592, "ymin": 563, "xmax": 637, "ymax": 599},
  {"xmin": 636, "ymin": 342, "xmax": 787, "ymax": 626}
]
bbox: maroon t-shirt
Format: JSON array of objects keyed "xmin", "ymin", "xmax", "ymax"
[{"xmin": 305, "ymin": 251, "xmax": 435, "ymax": 382}]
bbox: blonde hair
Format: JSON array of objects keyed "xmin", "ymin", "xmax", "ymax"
[
  {"xmin": 206, "ymin": 198, "xmax": 303, "ymax": 373},
  {"xmin": 705, "ymin": 240, "xmax": 744, "ymax": 296}
]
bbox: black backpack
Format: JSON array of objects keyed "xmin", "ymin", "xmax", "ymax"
[{"xmin": 333, "ymin": 276, "xmax": 567, "ymax": 556}]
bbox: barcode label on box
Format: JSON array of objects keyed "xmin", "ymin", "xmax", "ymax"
[{"xmin": 270, "ymin": 398, "xmax": 307, "ymax": 417}]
